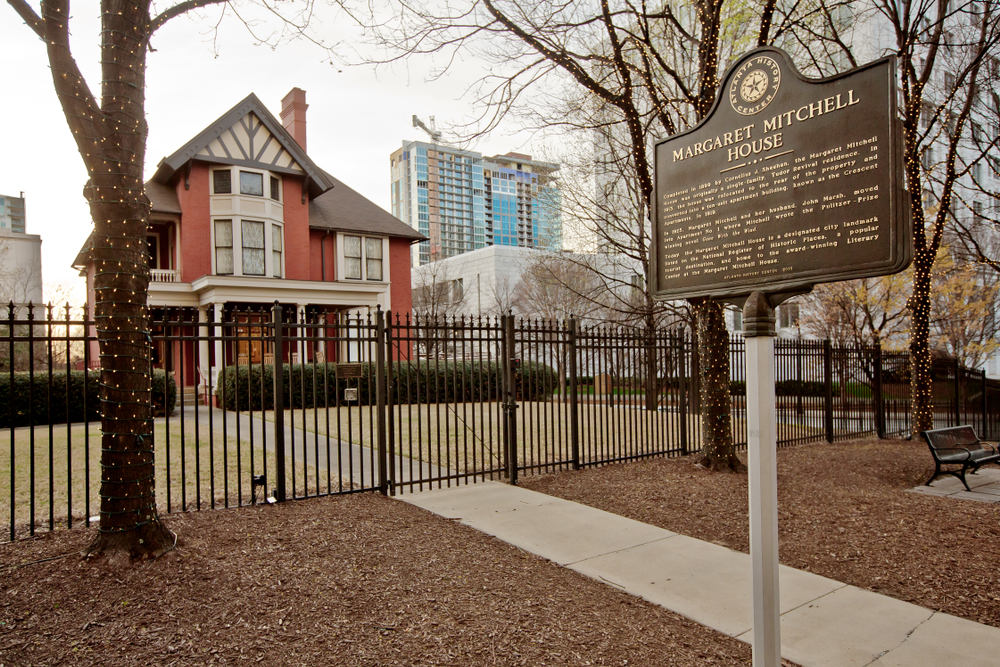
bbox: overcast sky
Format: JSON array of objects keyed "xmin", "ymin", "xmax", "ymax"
[{"xmin": 0, "ymin": 3, "xmax": 541, "ymax": 303}]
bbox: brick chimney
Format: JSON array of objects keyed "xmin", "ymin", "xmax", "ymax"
[{"xmin": 281, "ymin": 88, "xmax": 308, "ymax": 151}]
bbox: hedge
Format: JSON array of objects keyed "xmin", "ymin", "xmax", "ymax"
[
  {"xmin": 729, "ymin": 380, "xmax": 852, "ymax": 397},
  {"xmin": 220, "ymin": 360, "xmax": 559, "ymax": 411},
  {"xmin": 0, "ymin": 369, "xmax": 176, "ymax": 428}
]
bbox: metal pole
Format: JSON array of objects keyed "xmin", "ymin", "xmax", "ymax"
[
  {"xmin": 376, "ymin": 309, "xmax": 389, "ymax": 495},
  {"xmin": 824, "ymin": 340, "xmax": 834, "ymax": 443},
  {"xmin": 568, "ymin": 317, "xmax": 580, "ymax": 470},
  {"xmin": 874, "ymin": 345, "xmax": 885, "ymax": 439},
  {"xmin": 271, "ymin": 302, "xmax": 286, "ymax": 502},
  {"xmin": 743, "ymin": 291, "xmax": 781, "ymax": 667}
]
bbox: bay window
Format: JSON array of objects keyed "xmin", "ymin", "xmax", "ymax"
[{"xmin": 210, "ymin": 166, "xmax": 286, "ymax": 278}]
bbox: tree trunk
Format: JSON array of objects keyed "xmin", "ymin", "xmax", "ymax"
[
  {"xmin": 909, "ymin": 251, "xmax": 935, "ymax": 435},
  {"xmin": 696, "ymin": 301, "xmax": 744, "ymax": 472},
  {"xmin": 36, "ymin": 0, "xmax": 172, "ymax": 559}
]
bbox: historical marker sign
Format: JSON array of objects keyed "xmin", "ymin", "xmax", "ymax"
[{"xmin": 651, "ymin": 48, "xmax": 910, "ymax": 301}]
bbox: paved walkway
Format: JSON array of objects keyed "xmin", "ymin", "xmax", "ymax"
[
  {"xmin": 908, "ymin": 467, "xmax": 1000, "ymax": 503},
  {"xmin": 403, "ymin": 481, "xmax": 1000, "ymax": 667}
]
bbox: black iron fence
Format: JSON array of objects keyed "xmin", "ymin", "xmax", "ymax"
[{"xmin": 4, "ymin": 303, "xmax": 1000, "ymax": 541}]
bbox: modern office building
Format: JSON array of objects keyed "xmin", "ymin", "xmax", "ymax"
[{"xmin": 390, "ymin": 141, "xmax": 561, "ymax": 266}]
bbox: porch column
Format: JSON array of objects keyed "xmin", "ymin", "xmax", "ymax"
[
  {"xmin": 295, "ymin": 304, "xmax": 307, "ymax": 364},
  {"xmin": 197, "ymin": 305, "xmax": 210, "ymax": 400},
  {"xmin": 213, "ymin": 303, "xmax": 224, "ymax": 390}
]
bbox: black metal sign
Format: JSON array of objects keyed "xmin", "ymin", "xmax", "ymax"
[
  {"xmin": 651, "ymin": 48, "xmax": 910, "ymax": 301},
  {"xmin": 336, "ymin": 363, "xmax": 363, "ymax": 378}
]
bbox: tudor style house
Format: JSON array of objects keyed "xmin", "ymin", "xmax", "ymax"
[{"xmin": 74, "ymin": 88, "xmax": 424, "ymax": 395}]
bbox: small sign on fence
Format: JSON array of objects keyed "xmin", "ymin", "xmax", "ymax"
[{"xmin": 336, "ymin": 363, "xmax": 363, "ymax": 379}]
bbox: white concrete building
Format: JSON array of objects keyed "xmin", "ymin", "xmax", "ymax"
[{"xmin": 0, "ymin": 192, "xmax": 42, "ymax": 307}]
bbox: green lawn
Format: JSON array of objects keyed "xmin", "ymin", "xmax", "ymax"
[
  {"xmin": 1, "ymin": 419, "xmax": 321, "ymax": 536},
  {"xmin": 267, "ymin": 400, "xmax": 702, "ymax": 474}
]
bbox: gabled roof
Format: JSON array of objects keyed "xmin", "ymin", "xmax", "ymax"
[
  {"xmin": 310, "ymin": 170, "xmax": 425, "ymax": 241},
  {"xmin": 151, "ymin": 93, "xmax": 335, "ymax": 199}
]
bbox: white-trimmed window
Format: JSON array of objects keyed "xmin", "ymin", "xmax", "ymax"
[
  {"xmin": 212, "ymin": 167, "xmax": 281, "ymax": 199},
  {"xmin": 272, "ymin": 224, "xmax": 283, "ymax": 278},
  {"xmin": 343, "ymin": 235, "xmax": 386, "ymax": 281},
  {"xmin": 365, "ymin": 237, "xmax": 383, "ymax": 281},
  {"xmin": 242, "ymin": 220, "xmax": 265, "ymax": 275},
  {"xmin": 344, "ymin": 235, "xmax": 363, "ymax": 279},
  {"xmin": 215, "ymin": 219, "xmax": 234, "ymax": 274},
  {"xmin": 213, "ymin": 218, "xmax": 285, "ymax": 278},
  {"xmin": 213, "ymin": 170, "xmax": 232, "ymax": 194},
  {"xmin": 240, "ymin": 171, "xmax": 264, "ymax": 197}
]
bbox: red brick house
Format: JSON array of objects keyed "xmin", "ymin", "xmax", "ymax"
[{"xmin": 74, "ymin": 89, "xmax": 423, "ymax": 392}]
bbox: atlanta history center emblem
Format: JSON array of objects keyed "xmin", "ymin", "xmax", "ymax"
[{"xmin": 729, "ymin": 55, "xmax": 781, "ymax": 116}]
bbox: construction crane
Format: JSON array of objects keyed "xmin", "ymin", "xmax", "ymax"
[{"xmin": 412, "ymin": 114, "xmax": 443, "ymax": 143}]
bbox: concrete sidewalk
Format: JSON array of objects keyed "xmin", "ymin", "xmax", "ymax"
[{"xmin": 403, "ymin": 481, "xmax": 1000, "ymax": 667}]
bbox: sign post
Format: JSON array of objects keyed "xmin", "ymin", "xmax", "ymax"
[
  {"xmin": 744, "ymin": 292, "xmax": 780, "ymax": 667},
  {"xmin": 651, "ymin": 48, "xmax": 908, "ymax": 667}
]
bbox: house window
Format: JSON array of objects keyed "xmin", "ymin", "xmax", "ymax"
[
  {"xmin": 270, "ymin": 176, "xmax": 281, "ymax": 202},
  {"xmin": 242, "ymin": 220, "xmax": 265, "ymax": 275},
  {"xmin": 344, "ymin": 235, "xmax": 363, "ymax": 279},
  {"xmin": 365, "ymin": 237, "xmax": 383, "ymax": 281},
  {"xmin": 731, "ymin": 308, "xmax": 743, "ymax": 332},
  {"xmin": 240, "ymin": 171, "xmax": 264, "ymax": 197},
  {"xmin": 215, "ymin": 220, "xmax": 234, "ymax": 274},
  {"xmin": 343, "ymin": 235, "xmax": 386, "ymax": 281},
  {"xmin": 272, "ymin": 224, "xmax": 283, "ymax": 278},
  {"xmin": 213, "ymin": 170, "xmax": 232, "ymax": 194}
]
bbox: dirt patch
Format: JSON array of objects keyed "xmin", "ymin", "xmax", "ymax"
[
  {"xmin": 521, "ymin": 437, "xmax": 1000, "ymax": 628},
  {"xmin": 1, "ymin": 492, "xmax": 798, "ymax": 666}
]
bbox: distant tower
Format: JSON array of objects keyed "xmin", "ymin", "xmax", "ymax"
[{"xmin": 390, "ymin": 132, "xmax": 561, "ymax": 266}]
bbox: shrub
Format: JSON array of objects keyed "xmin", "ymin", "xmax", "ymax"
[
  {"xmin": 0, "ymin": 369, "xmax": 176, "ymax": 428},
  {"xmin": 220, "ymin": 360, "xmax": 559, "ymax": 411}
]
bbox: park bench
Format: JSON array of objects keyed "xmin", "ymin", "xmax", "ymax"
[{"xmin": 920, "ymin": 425, "xmax": 1000, "ymax": 491}]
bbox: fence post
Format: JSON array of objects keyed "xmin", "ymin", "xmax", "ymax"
[
  {"xmin": 376, "ymin": 309, "xmax": 389, "ymax": 496},
  {"xmin": 982, "ymin": 369, "xmax": 989, "ymax": 437},
  {"xmin": 271, "ymin": 302, "xmax": 286, "ymax": 502},
  {"xmin": 502, "ymin": 314, "xmax": 518, "ymax": 485},
  {"xmin": 824, "ymin": 339, "xmax": 834, "ymax": 443},
  {"xmin": 385, "ymin": 311, "xmax": 397, "ymax": 495},
  {"xmin": 874, "ymin": 344, "xmax": 885, "ymax": 439},
  {"xmin": 954, "ymin": 359, "xmax": 962, "ymax": 427},
  {"xmin": 679, "ymin": 330, "xmax": 689, "ymax": 456},
  {"xmin": 568, "ymin": 317, "xmax": 580, "ymax": 470}
]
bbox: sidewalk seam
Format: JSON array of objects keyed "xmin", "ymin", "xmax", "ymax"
[
  {"xmin": 563, "ymin": 534, "xmax": 680, "ymax": 567},
  {"xmin": 776, "ymin": 582, "xmax": 850, "ymax": 619},
  {"xmin": 860, "ymin": 609, "xmax": 935, "ymax": 667}
]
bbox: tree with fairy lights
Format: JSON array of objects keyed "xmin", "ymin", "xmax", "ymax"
[
  {"xmin": 5, "ymin": 0, "xmax": 336, "ymax": 560},
  {"xmin": 359, "ymin": 0, "xmax": 879, "ymax": 470},
  {"xmin": 871, "ymin": 0, "xmax": 1000, "ymax": 434}
]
